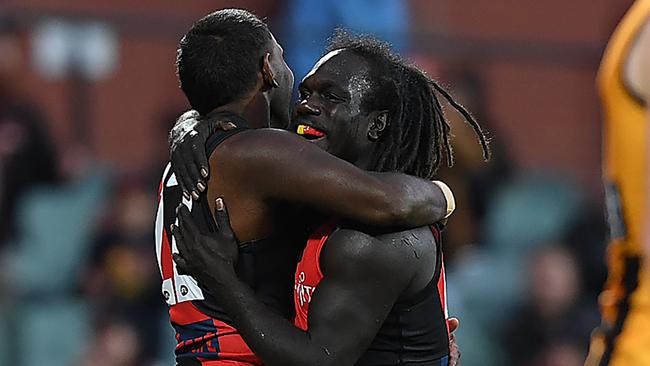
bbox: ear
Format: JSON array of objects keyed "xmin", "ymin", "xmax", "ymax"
[
  {"xmin": 261, "ymin": 53, "xmax": 280, "ymax": 91},
  {"xmin": 368, "ymin": 110, "xmax": 388, "ymax": 141}
]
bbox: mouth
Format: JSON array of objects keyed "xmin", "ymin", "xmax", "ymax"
[{"xmin": 295, "ymin": 123, "xmax": 327, "ymax": 141}]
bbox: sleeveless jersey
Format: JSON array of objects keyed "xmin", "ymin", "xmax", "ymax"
[
  {"xmin": 293, "ymin": 223, "xmax": 449, "ymax": 365},
  {"xmin": 585, "ymin": 2, "xmax": 650, "ymax": 365},
  {"xmin": 598, "ymin": 0, "xmax": 650, "ymax": 319},
  {"xmin": 599, "ymin": 0, "xmax": 650, "ymax": 259},
  {"xmin": 155, "ymin": 115, "xmax": 299, "ymax": 365}
]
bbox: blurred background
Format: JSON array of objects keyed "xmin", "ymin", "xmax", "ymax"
[{"xmin": 0, "ymin": 0, "xmax": 635, "ymax": 365}]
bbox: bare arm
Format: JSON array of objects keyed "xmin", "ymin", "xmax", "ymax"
[
  {"xmin": 173, "ymin": 204, "xmax": 423, "ymax": 366},
  {"xmin": 217, "ymin": 128, "xmax": 449, "ymax": 227}
]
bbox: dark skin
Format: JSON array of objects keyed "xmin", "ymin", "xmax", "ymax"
[
  {"xmin": 174, "ymin": 203, "xmax": 448, "ymax": 366},
  {"xmin": 172, "ymin": 36, "xmax": 450, "ymax": 242},
  {"xmin": 170, "ymin": 32, "xmax": 293, "ymax": 201},
  {"xmin": 173, "ymin": 50, "xmax": 459, "ymax": 366}
]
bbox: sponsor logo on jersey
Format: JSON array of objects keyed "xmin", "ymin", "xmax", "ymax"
[{"xmin": 294, "ymin": 271, "xmax": 316, "ymax": 306}]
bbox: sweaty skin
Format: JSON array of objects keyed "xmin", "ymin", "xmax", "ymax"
[
  {"xmin": 169, "ymin": 33, "xmax": 450, "ymax": 235},
  {"xmin": 174, "ymin": 203, "xmax": 442, "ymax": 366},
  {"xmin": 203, "ymin": 127, "xmax": 449, "ymax": 242},
  {"xmin": 174, "ymin": 46, "xmax": 458, "ymax": 366}
]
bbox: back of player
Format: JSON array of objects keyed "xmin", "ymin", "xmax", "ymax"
[
  {"xmin": 586, "ymin": 1, "xmax": 650, "ymax": 364},
  {"xmin": 156, "ymin": 125, "xmax": 298, "ymax": 365},
  {"xmin": 155, "ymin": 10, "xmax": 299, "ymax": 363}
]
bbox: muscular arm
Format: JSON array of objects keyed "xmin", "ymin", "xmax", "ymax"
[
  {"xmin": 216, "ymin": 128, "xmax": 449, "ymax": 228},
  {"xmin": 188, "ymin": 226, "xmax": 418, "ymax": 366}
]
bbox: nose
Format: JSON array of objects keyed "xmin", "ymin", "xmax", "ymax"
[{"xmin": 297, "ymin": 99, "xmax": 321, "ymax": 116}]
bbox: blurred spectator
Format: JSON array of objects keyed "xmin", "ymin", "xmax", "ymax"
[
  {"xmin": 502, "ymin": 245, "xmax": 597, "ymax": 366},
  {"xmin": 565, "ymin": 203, "xmax": 608, "ymax": 301},
  {"xmin": 82, "ymin": 180, "xmax": 171, "ymax": 364},
  {"xmin": 0, "ymin": 16, "xmax": 59, "ymax": 248},
  {"xmin": 447, "ymin": 172, "xmax": 586, "ymax": 365},
  {"xmin": 79, "ymin": 320, "xmax": 141, "ymax": 366},
  {"xmin": 436, "ymin": 68, "xmax": 513, "ymax": 258},
  {"xmin": 280, "ymin": 0, "xmax": 409, "ymax": 91},
  {"xmin": 0, "ymin": 3, "xmax": 614, "ymax": 366}
]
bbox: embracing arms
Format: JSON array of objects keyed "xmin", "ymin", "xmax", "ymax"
[
  {"xmin": 172, "ymin": 202, "xmax": 419, "ymax": 366},
  {"xmin": 216, "ymin": 128, "xmax": 452, "ymax": 227},
  {"xmin": 170, "ymin": 113, "xmax": 454, "ymax": 228}
]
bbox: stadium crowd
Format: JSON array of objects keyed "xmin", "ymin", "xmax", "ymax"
[{"xmin": 0, "ymin": 1, "xmax": 626, "ymax": 365}]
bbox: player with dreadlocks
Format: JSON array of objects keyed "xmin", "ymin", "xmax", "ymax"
[
  {"xmin": 316, "ymin": 30, "xmax": 489, "ymax": 177},
  {"xmin": 172, "ymin": 30, "xmax": 488, "ymax": 366}
]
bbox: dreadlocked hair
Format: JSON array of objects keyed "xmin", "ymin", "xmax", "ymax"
[{"xmin": 325, "ymin": 29, "xmax": 490, "ymax": 180}]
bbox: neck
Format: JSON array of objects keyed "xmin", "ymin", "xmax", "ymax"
[
  {"xmin": 210, "ymin": 91, "xmax": 270, "ymax": 129},
  {"xmin": 352, "ymin": 146, "xmax": 376, "ymax": 171}
]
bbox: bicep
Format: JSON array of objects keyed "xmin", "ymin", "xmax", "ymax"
[
  {"xmin": 228, "ymin": 130, "xmax": 397, "ymax": 223},
  {"xmin": 304, "ymin": 231, "xmax": 410, "ymax": 365}
]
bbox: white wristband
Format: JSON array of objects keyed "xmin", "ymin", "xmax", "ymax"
[{"xmin": 432, "ymin": 181, "xmax": 455, "ymax": 219}]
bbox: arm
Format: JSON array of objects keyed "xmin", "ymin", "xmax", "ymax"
[
  {"xmin": 173, "ymin": 203, "xmax": 415, "ymax": 366},
  {"xmin": 217, "ymin": 128, "xmax": 451, "ymax": 228}
]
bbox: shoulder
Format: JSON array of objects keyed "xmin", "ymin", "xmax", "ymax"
[
  {"xmin": 216, "ymin": 128, "xmax": 308, "ymax": 158},
  {"xmin": 206, "ymin": 128, "xmax": 309, "ymax": 174},
  {"xmin": 320, "ymin": 227, "xmax": 422, "ymax": 283}
]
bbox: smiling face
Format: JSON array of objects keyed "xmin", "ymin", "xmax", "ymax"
[{"xmin": 292, "ymin": 50, "xmax": 381, "ymax": 165}]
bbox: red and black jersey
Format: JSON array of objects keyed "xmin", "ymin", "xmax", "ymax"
[
  {"xmin": 293, "ymin": 223, "xmax": 450, "ymax": 366},
  {"xmin": 155, "ymin": 114, "xmax": 299, "ymax": 365}
]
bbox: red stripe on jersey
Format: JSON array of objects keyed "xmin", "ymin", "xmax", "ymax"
[
  {"xmin": 438, "ymin": 259, "xmax": 449, "ymax": 334},
  {"xmin": 293, "ymin": 223, "xmax": 336, "ymax": 330},
  {"xmin": 194, "ymin": 360, "xmax": 259, "ymax": 366},
  {"xmin": 158, "ymin": 176, "xmax": 165, "ymax": 201},
  {"xmin": 431, "ymin": 226, "xmax": 450, "ymax": 334},
  {"xmin": 214, "ymin": 319, "xmax": 261, "ymax": 364},
  {"xmin": 170, "ymin": 301, "xmax": 210, "ymax": 325},
  {"xmin": 161, "ymin": 228, "xmax": 174, "ymax": 280}
]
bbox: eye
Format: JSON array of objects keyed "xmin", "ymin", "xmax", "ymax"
[
  {"xmin": 299, "ymin": 89, "xmax": 311, "ymax": 101},
  {"xmin": 324, "ymin": 92, "xmax": 342, "ymax": 102}
]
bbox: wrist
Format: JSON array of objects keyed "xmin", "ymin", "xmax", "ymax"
[
  {"xmin": 204, "ymin": 260, "xmax": 237, "ymax": 285},
  {"xmin": 431, "ymin": 180, "xmax": 455, "ymax": 219}
]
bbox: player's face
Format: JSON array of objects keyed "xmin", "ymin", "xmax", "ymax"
[
  {"xmin": 292, "ymin": 50, "xmax": 375, "ymax": 164},
  {"xmin": 267, "ymin": 33, "xmax": 294, "ymax": 129}
]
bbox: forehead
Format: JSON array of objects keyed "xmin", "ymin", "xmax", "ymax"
[{"xmin": 301, "ymin": 49, "xmax": 369, "ymax": 85}]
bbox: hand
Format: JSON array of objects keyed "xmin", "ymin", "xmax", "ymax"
[
  {"xmin": 171, "ymin": 198, "xmax": 239, "ymax": 286},
  {"xmin": 169, "ymin": 110, "xmax": 237, "ymax": 200},
  {"xmin": 447, "ymin": 317, "xmax": 461, "ymax": 366}
]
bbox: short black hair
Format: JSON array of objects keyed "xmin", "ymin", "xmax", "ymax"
[
  {"xmin": 176, "ymin": 9, "xmax": 272, "ymax": 115},
  {"xmin": 325, "ymin": 29, "xmax": 490, "ymax": 179}
]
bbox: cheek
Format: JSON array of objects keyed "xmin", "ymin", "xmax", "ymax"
[{"xmin": 328, "ymin": 110, "xmax": 354, "ymax": 141}]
